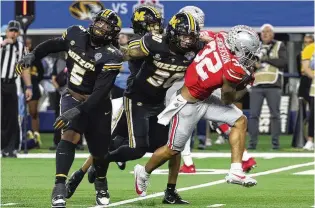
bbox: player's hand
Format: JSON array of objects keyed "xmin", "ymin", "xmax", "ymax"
[
  {"xmin": 53, "ymin": 107, "xmax": 81, "ymax": 130},
  {"xmin": 25, "ymin": 88, "xmax": 33, "ymax": 101},
  {"xmin": 15, "ymin": 53, "xmax": 35, "ymax": 75},
  {"xmin": 236, "ymin": 73, "xmax": 255, "ymax": 91}
]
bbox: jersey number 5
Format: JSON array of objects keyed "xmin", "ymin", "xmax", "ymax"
[
  {"xmin": 195, "ymin": 41, "xmax": 223, "ymax": 81},
  {"xmin": 70, "ymin": 63, "xmax": 86, "ymax": 86}
]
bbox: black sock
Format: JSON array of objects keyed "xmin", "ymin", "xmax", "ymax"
[
  {"xmin": 78, "ymin": 168, "xmax": 85, "ymax": 175},
  {"xmin": 93, "ymin": 157, "xmax": 109, "ymax": 182},
  {"xmin": 107, "ymin": 145, "xmax": 146, "ymax": 162},
  {"xmin": 167, "ymin": 183, "xmax": 176, "ymax": 191},
  {"xmin": 55, "ymin": 140, "xmax": 76, "ymax": 184}
]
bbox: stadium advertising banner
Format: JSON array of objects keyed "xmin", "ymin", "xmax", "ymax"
[
  {"xmin": 259, "ymin": 96, "xmax": 291, "ymax": 134},
  {"xmin": 1, "ymin": 1, "xmax": 314, "ymax": 33}
]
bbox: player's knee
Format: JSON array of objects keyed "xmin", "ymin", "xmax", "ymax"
[
  {"xmin": 61, "ymin": 130, "xmax": 81, "ymax": 144},
  {"xmin": 166, "ymin": 146, "xmax": 180, "ymax": 156},
  {"xmin": 234, "ymin": 115, "xmax": 247, "ymax": 131},
  {"xmin": 133, "ymin": 147, "xmax": 147, "ymax": 159}
]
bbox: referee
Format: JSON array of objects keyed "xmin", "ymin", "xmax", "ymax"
[{"xmin": 1, "ymin": 20, "xmax": 32, "ymax": 157}]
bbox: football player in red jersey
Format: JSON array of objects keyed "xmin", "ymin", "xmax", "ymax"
[
  {"xmin": 167, "ymin": 6, "xmax": 256, "ymax": 174},
  {"xmin": 134, "ymin": 25, "xmax": 260, "ymax": 198}
]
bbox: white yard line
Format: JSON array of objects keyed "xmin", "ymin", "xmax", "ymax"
[
  {"xmin": 7, "ymin": 152, "xmax": 314, "ymax": 159},
  {"xmin": 89, "ymin": 162, "xmax": 315, "ymax": 208},
  {"xmin": 0, "ymin": 203, "xmax": 19, "ymax": 206}
]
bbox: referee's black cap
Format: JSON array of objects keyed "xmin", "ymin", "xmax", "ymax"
[{"xmin": 7, "ymin": 20, "xmax": 21, "ymax": 31}]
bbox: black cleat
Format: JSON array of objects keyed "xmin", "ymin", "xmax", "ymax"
[
  {"xmin": 95, "ymin": 178, "xmax": 110, "ymax": 205},
  {"xmin": 51, "ymin": 183, "xmax": 66, "ymax": 208},
  {"xmin": 87, "ymin": 166, "xmax": 96, "ymax": 184},
  {"xmin": 116, "ymin": 162, "xmax": 126, "ymax": 170},
  {"xmin": 162, "ymin": 189, "xmax": 189, "ymax": 205},
  {"xmin": 65, "ymin": 170, "xmax": 85, "ymax": 199}
]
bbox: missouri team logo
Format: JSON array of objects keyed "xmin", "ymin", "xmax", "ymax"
[
  {"xmin": 133, "ymin": 0, "xmax": 164, "ymax": 18},
  {"xmin": 69, "ymin": 1, "xmax": 105, "ymax": 21}
]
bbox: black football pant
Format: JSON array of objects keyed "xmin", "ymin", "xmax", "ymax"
[
  {"xmin": 106, "ymin": 97, "xmax": 168, "ymax": 163},
  {"xmin": 1, "ymin": 81, "xmax": 20, "ymax": 153}
]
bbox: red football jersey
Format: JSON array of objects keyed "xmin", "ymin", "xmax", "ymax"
[{"xmin": 184, "ymin": 31, "xmax": 248, "ymax": 100}]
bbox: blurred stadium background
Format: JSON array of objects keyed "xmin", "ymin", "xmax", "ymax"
[{"xmin": 1, "ymin": 1, "xmax": 314, "ymax": 208}]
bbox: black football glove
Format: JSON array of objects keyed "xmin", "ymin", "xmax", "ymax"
[
  {"xmin": 236, "ymin": 73, "xmax": 255, "ymax": 91},
  {"xmin": 15, "ymin": 53, "xmax": 35, "ymax": 75},
  {"xmin": 53, "ymin": 107, "xmax": 81, "ymax": 130}
]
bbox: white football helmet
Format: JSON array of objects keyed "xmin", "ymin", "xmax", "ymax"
[
  {"xmin": 227, "ymin": 25, "xmax": 261, "ymax": 68},
  {"xmin": 179, "ymin": 6, "xmax": 205, "ymax": 29}
]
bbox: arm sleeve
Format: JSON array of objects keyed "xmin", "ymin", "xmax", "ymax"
[
  {"xmin": 262, "ymin": 42, "xmax": 287, "ymax": 70},
  {"xmin": 76, "ymin": 61, "xmax": 123, "ymax": 113},
  {"xmin": 32, "ymin": 38, "xmax": 68, "ymax": 61}
]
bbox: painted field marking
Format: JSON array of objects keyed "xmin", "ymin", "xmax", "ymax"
[
  {"xmin": 5, "ymin": 152, "xmax": 314, "ymax": 159},
  {"xmin": 207, "ymin": 204, "xmax": 226, "ymax": 207},
  {"xmin": 0, "ymin": 203, "xmax": 19, "ymax": 206},
  {"xmin": 293, "ymin": 170, "xmax": 315, "ymax": 175},
  {"xmin": 88, "ymin": 162, "xmax": 315, "ymax": 208}
]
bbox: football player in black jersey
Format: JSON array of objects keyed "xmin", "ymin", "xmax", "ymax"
[
  {"xmin": 64, "ymin": 5, "xmax": 166, "ymax": 201},
  {"xmin": 113, "ymin": 11, "xmax": 201, "ymax": 203},
  {"xmin": 15, "ymin": 9, "xmax": 123, "ymax": 208}
]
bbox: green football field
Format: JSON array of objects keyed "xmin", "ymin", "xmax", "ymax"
[{"xmin": 1, "ymin": 134, "xmax": 314, "ymax": 208}]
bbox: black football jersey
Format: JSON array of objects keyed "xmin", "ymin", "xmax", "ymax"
[
  {"xmin": 62, "ymin": 25, "xmax": 123, "ymax": 95},
  {"xmin": 124, "ymin": 33, "xmax": 199, "ymax": 104}
]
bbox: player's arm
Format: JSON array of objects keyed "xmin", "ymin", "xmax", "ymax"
[
  {"xmin": 53, "ymin": 59, "xmax": 122, "ymax": 130},
  {"xmin": 15, "ymin": 27, "xmax": 71, "ymax": 75},
  {"xmin": 221, "ymin": 76, "xmax": 237, "ymax": 105},
  {"xmin": 76, "ymin": 62, "xmax": 122, "ymax": 113},
  {"xmin": 122, "ymin": 34, "xmax": 156, "ymax": 61}
]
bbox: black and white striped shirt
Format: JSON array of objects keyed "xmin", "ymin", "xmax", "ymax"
[{"xmin": 0, "ymin": 37, "xmax": 24, "ymax": 82}]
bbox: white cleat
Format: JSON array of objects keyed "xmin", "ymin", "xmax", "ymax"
[
  {"xmin": 134, "ymin": 164, "xmax": 149, "ymax": 197},
  {"xmin": 215, "ymin": 135, "xmax": 225, "ymax": 145},
  {"xmin": 225, "ymin": 171, "xmax": 257, "ymax": 187},
  {"xmin": 303, "ymin": 141, "xmax": 314, "ymax": 151}
]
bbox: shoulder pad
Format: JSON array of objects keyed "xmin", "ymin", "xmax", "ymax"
[
  {"xmin": 99, "ymin": 46, "xmax": 124, "ymax": 63},
  {"xmin": 224, "ymin": 64, "xmax": 247, "ymax": 84},
  {"xmin": 62, "ymin": 25, "xmax": 87, "ymax": 40},
  {"xmin": 139, "ymin": 33, "xmax": 164, "ymax": 55},
  {"xmin": 200, "ymin": 30, "xmax": 216, "ymax": 39}
]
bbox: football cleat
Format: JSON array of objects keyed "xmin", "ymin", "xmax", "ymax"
[
  {"xmin": 214, "ymin": 135, "xmax": 225, "ymax": 145},
  {"xmin": 134, "ymin": 164, "xmax": 149, "ymax": 197},
  {"xmin": 51, "ymin": 183, "xmax": 66, "ymax": 208},
  {"xmin": 225, "ymin": 171, "xmax": 257, "ymax": 187},
  {"xmin": 88, "ymin": 166, "xmax": 96, "ymax": 184},
  {"xmin": 65, "ymin": 170, "xmax": 85, "ymax": 199},
  {"xmin": 162, "ymin": 189, "xmax": 189, "ymax": 204},
  {"xmin": 34, "ymin": 131, "xmax": 42, "ymax": 148},
  {"xmin": 179, "ymin": 164, "xmax": 196, "ymax": 173},
  {"xmin": 116, "ymin": 162, "xmax": 126, "ymax": 170},
  {"xmin": 95, "ymin": 178, "xmax": 110, "ymax": 205},
  {"xmin": 242, "ymin": 157, "xmax": 257, "ymax": 173}
]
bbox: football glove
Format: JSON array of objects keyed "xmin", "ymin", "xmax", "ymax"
[
  {"xmin": 15, "ymin": 53, "xmax": 35, "ymax": 75},
  {"xmin": 53, "ymin": 107, "xmax": 81, "ymax": 130},
  {"xmin": 236, "ymin": 73, "xmax": 255, "ymax": 91}
]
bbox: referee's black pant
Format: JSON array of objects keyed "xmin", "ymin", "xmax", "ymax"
[{"xmin": 1, "ymin": 81, "xmax": 20, "ymax": 153}]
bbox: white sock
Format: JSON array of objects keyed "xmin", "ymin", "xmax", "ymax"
[
  {"xmin": 230, "ymin": 163, "xmax": 242, "ymax": 171},
  {"xmin": 242, "ymin": 150, "xmax": 251, "ymax": 161},
  {"xmin": 143, "ymin": 167, "xmax": 150, "ymax": 178},
  {"xmin": 183, "ymin": 155, "xmax": 194, "ymax": 166}
]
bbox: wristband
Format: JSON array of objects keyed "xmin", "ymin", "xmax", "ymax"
[{"xmin": 26, "ymin": 85, "xmax": 33, "ymax": 90}]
